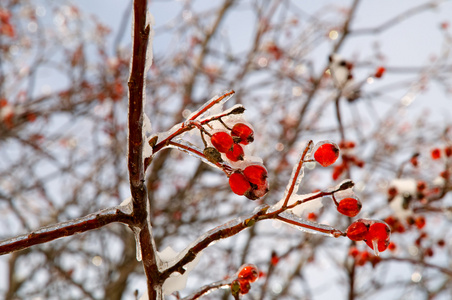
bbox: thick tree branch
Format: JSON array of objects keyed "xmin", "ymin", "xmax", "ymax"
[
  {"xmin": 128, "ymin": 0, "xmax": 161, "ymax": 298},
  {"xmin": 0, "ymin": 206, "xmax": 134, "ymax": 255}
]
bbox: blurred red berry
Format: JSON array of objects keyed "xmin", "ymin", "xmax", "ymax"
[
  {"xmin": 388, "ymin": 242, "xmax": 397, "ymax": 252},
  {"xmin": 415, "ymin": 216, "xmax": 426, "ymax": 229},
  {"xmin": 374, "ymin": 67, "xmax": 386, "ymax": 78},
  {"xmin": 431, "ymin": 148, "xmax": 441, "ymax": 160},
  {"xmin": 314, "ymin": 142, "xmax": 340, "ymax": 167},
  {"xmin": 337, "ymin": 197, "xmax": 362, "ymax": 217},
  {"xmin": 445, "ymin": 146, "xmax": 452, "ymax": 157},
  {"xmin": 332, "ymin": 164, "xmax": 344, "ymax": 180},
  {"xmin": 349, "ymin": 246, "xmax": 360, "ymax": 258},
  {"xmin": 231, "ymin": 123, "xmax": 254, "ymax": 145},
  {"xmin": 211, "ymin": 132, "xmax": 234, "ymax": 153}
]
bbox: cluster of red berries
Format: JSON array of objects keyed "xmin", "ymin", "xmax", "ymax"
[
  {"xmin": 346, "ymin": 219, "xmax": 391, "ymax": 253},
  {"xmin": 313, "ymin": 141, "xmax": 340, "ymax": 167},
  {"xmin": 210, "ymin": 123, "xmax": 254, "ymax": 162},
  {"xmin": 431, "ymin": 146, "xmax": 452, "ymax": 160},
  {"xmin": 332, "ymin": 141, "xmax": 364, "ymax": 181},
  {"xmin": 231, "ymin": 264, "xmax": 259, "ymax": 296},
  {"xmin": 229, "ymin": 164, "xmax": 269, "ymax": 200}
]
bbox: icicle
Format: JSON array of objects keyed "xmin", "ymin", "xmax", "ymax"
[
  {"xmin": 144, "ymin": 11, "xmax": 155, "ymax": 74},
  {"xmin": 372, "ymin": 239, "xmax": 380, "ymax": 257},
  {"xmin": 133, "ymin": 227, "xmax": 142, "ymax": 262}
]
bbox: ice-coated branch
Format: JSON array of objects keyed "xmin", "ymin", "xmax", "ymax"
[
  {"xmin": 151, "ymin": 91, "xmax": 235, "ymax": 155},
  {"xmin": 0, "ymin": 206, "xmax": 134, "ymax": 256},
  {"xmin": 128, "ymin": 0, "xmax": 161, "ymax": 298},
  {"xmin": 282, "ymin": 140, "xmax": 314, "ymax": 208},
  {"xmin": 181, "ymin": 279, "xmax": 231, "ymax": 300}
]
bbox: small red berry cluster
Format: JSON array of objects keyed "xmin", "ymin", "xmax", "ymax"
[
  {"xmin": 431, "ymin": 146, "xmax": 452, "ymax": 160},
  {"xmin": 199, "ymin": 115, "xmax": 269, "ymax": 200},
  {"xmin": 332, "ymin": 140, "xmax": 364, "ymax": 181},
  {"xmin": 210, "ymin": 123, "xmax": 254, "ymax": 162},
  {"xmin": 229, "ymin": 164, "xmax": 268, "ymax": 200},
  {"xmin": 346, "ymin": 219, "xmax": 391, "ymax": 253},
  {"xmin": 348, "ymin": 246, "xmax": 382, "ymax": 267},
  {"xmin": 231, "ymin": 264, "xmax": 259, "ymax": 296}
]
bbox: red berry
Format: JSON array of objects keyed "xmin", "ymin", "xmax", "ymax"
[
  {"xmin": 271, "ymin": 252, "xmax": 279, "ymax": 265},
  {"xmin": 415, "ymin": 216, "xmax": 426, "ymax": 229},
  {"xmin": 332, "ymin": 164, "xmax": 344, "ymax": 180},
  {"xmin": 388, "ymin": 242, "xmax": 397, "ymax": 252},
  {"xmin": 445, "ymin": 146, "xmax": 452, "ymax": 157},
  {"xmin": 243, "ymin": 165, "xmax": 268, "ymax": 185},
  {"xmin": 238, "ymin": 280, "xmax": 251, "ymax": 294},
  {"xmin": 245, "ymin": 179, "xmax": 269, "ymax": 200},
  {"xmin": 337, "ymin": 197, "xmax": 362, "ymax": 217},
  {"xmin": 365, "ymin": 222, "xmax": 391, "ymax": 253},
  {"xmin": 346, "ymin": 220, "xmax": 369, "ymax": 241},
  {"xmin": 226, "ymin": 143, "xmax": 245, "ymax": 161},
  {"xmin": 307, "ymin": 212, "xmax": 317, "ymax": 221},
  {"xmin": 374, "ymin": 67, "xmax": 386, "ymax": 78},
  {"xmin": 417, "ymin": 181, "xmax": 427, "ymax": 192},
  {"xmin": 348, "ymin": 247, "xmax": 360, "ymax": 258},
  {"xmin": 238, "ymin": 264, "xmax": 259, "ymax": 283},
  {"xmin": 229, "ymin": 172, "xmax": 251, "ymax": 196},
  {"xmin": 314, "ymin": 142, "xmax": 339, "ymax": 167},
  {"xmin": 211, "ymin": 132, "xmax": 234, "ymax": 153},
  {"xmin": 431, "ymin": 148, "xmax": 441, "ymax": 160},
  {"xmin": 231, "ymin": 123, "xmax": 254, "ymax": 145}
]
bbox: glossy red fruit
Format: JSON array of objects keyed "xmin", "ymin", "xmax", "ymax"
[
  {"xmin": 231, "ymin": 123, "xmax": 254, "ymax": 145},
  {"xmin": 226, "ymin": 143, "xmax": 244, "ymax": 161},
  {"xmin": 229, "ymin": 172, "xmax": 251, "ymax": 196},
  {"xmin": 211, "ymin": 132, "xmax": 234, "ymax": 153},
  {"xmin": 365, "ymin": 221, "xmax": 391, "ymax": 253},
  {"xmin": 337, "ymin": 197, "xmax": 362, "ymax": 217},
  {"xmin": 238, "ymin": 279, "xmax": 251, "ymax": 294},
  {"xmin": 314, "ymin": 142, "xmax": 339, "ymax": 167},
  {"xmin": 243, "ymin": 165, "xmax": 268, "ymax": 185},
  {"xmin": 346, "ymin": 219, "xmax": 369, "ymax": 241},
  {"xmin": 238, "ymin": 264, "xmax": 259, "ymax": 283}
]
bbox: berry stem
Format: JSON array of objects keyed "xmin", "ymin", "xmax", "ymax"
[
  {"xmin": 275, "ymin": 215, "xmax": 345, "ymax": 237},
  {"xmin": 168, "ymin": 141, "xmax": 231, "ymax": 175}
]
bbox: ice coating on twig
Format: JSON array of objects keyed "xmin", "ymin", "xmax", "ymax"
[
  {"xmin": 278, "ymin": 211, "xmax": 339, "ymax": 237},
  {"xmin": 158, "ymin": 246, "xmax": 202, "ymax": 295},
  {"xmin": 283, "ymin": 142, "xmax": 313, "ymax": 201},
  {"xmin": 186, "ymin": 91, "xmax": 235, "ymax": 121},
  {"xmin": 158, "ymin": 215, "xmax": 248, "ymax": 271},
  {"xmin": 324, "ymin": 179, "xmax": 355, "ymax": 194},
  {"xmin": 145, "ymin": 11, "xmax": 155, "ymax": 74},
  {"xmin": 168, "ymin": 138, "xmax": 230, "ymax": 171}
]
